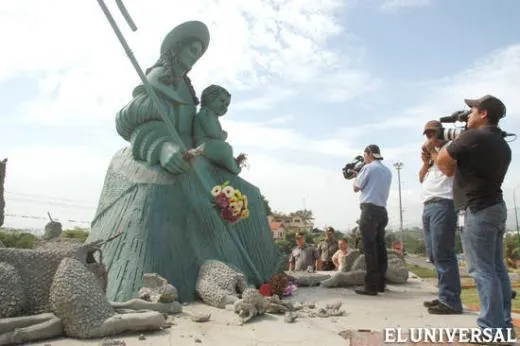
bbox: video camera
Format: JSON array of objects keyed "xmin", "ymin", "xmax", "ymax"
[
  {"xmin": 437, "ymin": 110, "xmax": 516, "ymax": 141},
  {"xmin": 342, "ymin": 155, "xmax": 365, "ymax": 180}
]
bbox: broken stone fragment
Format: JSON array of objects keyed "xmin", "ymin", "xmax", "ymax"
[
  {"xmin": 139, "ymin": 273, "xmax": 178, "ymax": 303},
  {"xmin": 191, "ymin": 313, "xmax": 211, "ymax": 323},
  {"xmin": 284, "ymin": 312, "xmax": 297, "ymax": 323},
  {"xmin": 325, "ymin": 301, "xmax": 342, "ymax": 310}
]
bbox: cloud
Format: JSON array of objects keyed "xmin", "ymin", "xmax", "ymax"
[
  {"xmin": 363, "ymin": 43, "xmax": 520, "ymax": 229},
  {"xmin": 349, "ymin": 44, "xmax": 520, "ymax": 139},
  {"xmin": 2, "ymin": 1, "xmax": 519, "ymax": 234},
  {"xmin": 231, "ymin": 87, "xmax": 297, "ymax": 111},
  {"xmin": 0, "ymin": 0, "xmax": 377, "ymax": 127},
  {"xmin": 380, "ymin": 0, "xmax": 431, "ymax": 11}
]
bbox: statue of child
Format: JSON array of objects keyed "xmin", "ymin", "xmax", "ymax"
[{"xmin": 193, "ymin": 85, "xmax": 246, "ymax": 174}]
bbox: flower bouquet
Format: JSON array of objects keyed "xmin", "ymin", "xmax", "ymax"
[
  {"xmin": 211, "ymin": 181, "xmax": 250, "ymax": 224},
  {"xmin": 257, "ymin": 273, "xmax": 298, "ymax": 298}
]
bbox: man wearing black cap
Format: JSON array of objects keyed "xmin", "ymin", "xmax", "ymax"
[
  {"xmin": 317, "ymin": 226, "xmax": 339, "ymax": 271},
  {"xmin": 420, "ymin": 120, "xmax": 463, "ymax": 315},
  {"xmin": 430, "ymin": 95, "xmax": 513, "ymax": 335},
  {"xmin": 352, "ymin": 144, "xmax": 392, "ymax": 295}
]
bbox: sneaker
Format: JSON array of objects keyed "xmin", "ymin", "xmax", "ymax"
[
  {"xmin": 355, "ymin": 288, "xmax": 378, "ymax": 296},
  {"xmin": 427, "ymin": 301, "xmax": 462, "ymax": 315},
  {"xmin": 423, "ymin": 299, "xmax": 439, "ymax": 308}
]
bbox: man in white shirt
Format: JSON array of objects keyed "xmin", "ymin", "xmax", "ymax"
[
  {"xmin": 419, "ymin": 120, "xmax": 462, "ymax": 315},
  {"xmin": 332, "ymin": 238, "xmax": 349, "ymax": 271}
]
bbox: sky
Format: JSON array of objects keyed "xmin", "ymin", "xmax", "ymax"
[{"xmin": 1, "ymin": 0, "xmax": 519, "ymax": 232}]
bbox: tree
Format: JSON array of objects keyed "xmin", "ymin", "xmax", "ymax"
[
  {"xmin": 261, "ymin": 194, "xmax": 273, "ymax": 216},
  {"xmin": 290, "ymin": 209, "xmax": 314, "ymax": 225}
]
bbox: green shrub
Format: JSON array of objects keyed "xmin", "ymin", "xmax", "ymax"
[
  {"xmin": 61, "ymin": 228, "xmax": 89, "ymax": 242},
  {"xmin": 0, "ymin": 229, "xmax": 38, "ymax": 249}
]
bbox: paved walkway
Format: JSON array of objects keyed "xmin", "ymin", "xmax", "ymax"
[{"xmin": 29, "ymin": 276, "xmax": 484, "ymax": 346}]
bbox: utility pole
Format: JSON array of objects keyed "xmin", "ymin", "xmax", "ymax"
[
  {"xmin": 514, "ymin": 185, "xmax": 520, "ymax": 247},
  {"xmin": 0, "ymin": 158, "xmax": 7, "ymax": 228},
  {"xmin": 393, "ymin": 162, "xmax": 404, "ymax": 242}
]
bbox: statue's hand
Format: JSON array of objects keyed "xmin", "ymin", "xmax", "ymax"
[{"xmin": 160, "ymin": 142, "xmax": 191, "ymax": 175}]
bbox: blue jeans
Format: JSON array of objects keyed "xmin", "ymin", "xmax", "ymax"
[
  {"xmin": 462, "ymin": 201, "xmax": 512, "ymax": 331},
  {"xmin": 422, "ymin": 199, "xmax": 462, "ymax": 311},
  {"xmin": 423, "ymin": 224, "xmax": 434, "ymax": 263}
]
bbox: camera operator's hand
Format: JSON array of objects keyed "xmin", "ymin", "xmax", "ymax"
[
  {"xmin": 423, "ymin": 138, "xmax": 438, "ymax": 155},
  {"xmin": 421, "ymin": 145, "xmax": 431, "ymax": 164}
]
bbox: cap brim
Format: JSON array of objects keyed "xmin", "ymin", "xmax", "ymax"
[
  {"xmin": 464, "ymin": 98, "xmax": 479, "ymax": 107},
  {"xmin": 423, "ymin": 128, "xmax": 434, "ymax": 134},
  {"xmin": 373, "ymin": 153, "xmax": 383, "ymax": 159}
]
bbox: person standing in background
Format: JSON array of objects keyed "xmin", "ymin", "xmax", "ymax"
[
  {"xmin": 316, "ymin": 226, "xmax": 338, "ymax": 270},
  {"xmin": 420, "ymin": 120, "xmax": 463, "ymax": 315}
]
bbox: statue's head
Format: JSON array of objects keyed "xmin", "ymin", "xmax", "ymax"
[
  {"xmin": 143, "ymin": 21, "xmax": 210, "ymax": 105},
  {"xmin": 160, "ymin": 21, "xmax": 210, "ymax": 73},
  {"xmin": 201, "ymin": 84, "xmax": 231, "ymax": 116}
]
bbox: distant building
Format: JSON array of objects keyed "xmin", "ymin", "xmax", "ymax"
[
  {"xmin": 270, "ymin": 220, "xmax": 286, "ymax": 240},
  {"xmin": 268, "ymin": 214, "xmax": 313, "ymax": 237}
]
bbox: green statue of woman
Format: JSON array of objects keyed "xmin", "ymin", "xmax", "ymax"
[
  {"xmin": 86, "ymin": 21, "xmax": 283, "ymax": 302},
  {"xmin": 193, "ymin": 84, "xmax": 243, "ymax": 175}
]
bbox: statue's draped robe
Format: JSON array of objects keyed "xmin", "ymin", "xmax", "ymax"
[{"xmin": 87, "ymin": 69, "xmax": 283, "ymax": 302}]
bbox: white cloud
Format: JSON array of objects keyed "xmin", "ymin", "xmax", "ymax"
[
  {"xmin": 0, "ymin": 0, "xmax": 380, "ymax": 231},
  {"xmin": 365, "ymin": 44, "xmax": 520, "ymax": 229},
  {"xmin": 1, "ymin": 0, "xmax": 376, "ymax": 127},
  {"xmin": 380, "ymin": 0, "xmax": 430, "ymax": 11},
  {"xmin": 1, "ymin": 1, "xmax": 520, "ymax": 234}
]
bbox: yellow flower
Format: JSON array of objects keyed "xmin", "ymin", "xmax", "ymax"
[
  {"xmin": 240, "ymin": 209, "xmax": 250, "ymax": 219},
  {"xmin": 242, "ymin": 195, "xmax": 248, "ymax": 209},
  {"xmin": 211, "ymin": 185, "xmax": 222, "ymax": 197},
  {"xmin": 233, "ymin": 189, "xmax": 242, "ymax": 199},
  {"xmin": 222, "ymin": 185, "xmax": 235, "ymax": 198}
]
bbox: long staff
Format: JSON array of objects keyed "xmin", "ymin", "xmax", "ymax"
[{"xmin": 97, "ymin": 0, "xmax": 211, "ymax": 190}]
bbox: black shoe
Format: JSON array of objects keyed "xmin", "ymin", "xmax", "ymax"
[
  {"xmin": 512, "ymin": 290, "xmax": 517, "ymax": 299},
  {"xmin": 423, "ymin": 299, "xmax": 439, "ymax": 308},
  {"xmin": 355, "ymin": 288, "xmax": 378, "ymax": 296},
  {"xmin": 378, "ymin": 286, "xmax": 387, "ymax": 293},
  {"xmin": 427, "ymin": 302, "xmax": 462, "ymax": 315}
]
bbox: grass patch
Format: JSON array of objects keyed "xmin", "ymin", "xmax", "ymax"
[
  {"xmin": 406, "ymin": 263, "xmax": 437, "ymax": 278},
  {"xmin": 461, "ymin": 287, "xmax": 520, "ymax": 313}
]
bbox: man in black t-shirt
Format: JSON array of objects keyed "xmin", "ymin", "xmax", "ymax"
[{"xmin": 432, "ymin": 95, "xmax": 513, "ymax": 335}]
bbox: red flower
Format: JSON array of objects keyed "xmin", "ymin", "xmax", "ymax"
[
  {"xmin": 259, "ymin": 283, "xmax": 273, "ymax": 297},
  {"xmin": 220, "ymin": 207, "xmax": 235, "ymax": 221},
  {"xmin": 215, "ymin": 192, "xmax": 229, "ymax": 208}
]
